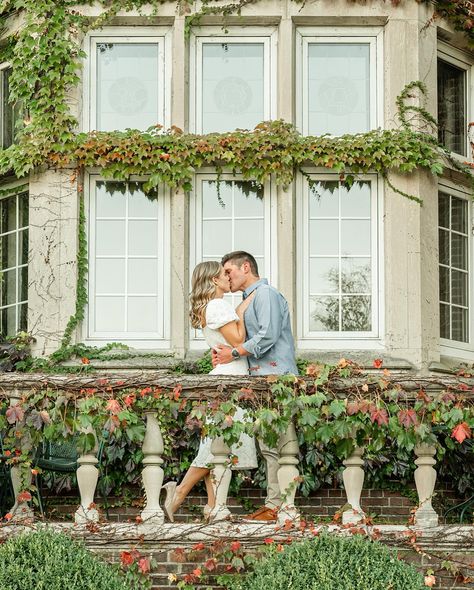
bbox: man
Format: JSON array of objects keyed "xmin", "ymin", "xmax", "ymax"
[{"xmin": 213, "ymin": 251, "xmax": 298, "ymax": 521}]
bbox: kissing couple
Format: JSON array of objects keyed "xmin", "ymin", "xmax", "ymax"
[{"xmin": 163, "ymin": 251, "xmax": 298, "ymax": 522}]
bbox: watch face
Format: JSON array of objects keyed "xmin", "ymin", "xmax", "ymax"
[{"xmin": 231, "ymin": 349, "xmax": 240, "ymax": 358}]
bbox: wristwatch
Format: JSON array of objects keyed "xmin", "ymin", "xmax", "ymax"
[{"xmin": 231, "ymin": 347, "xmax": 241, "ymax": 360}]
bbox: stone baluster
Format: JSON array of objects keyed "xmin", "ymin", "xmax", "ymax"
[
  {"xmin": 277, "ymin": 422, "xmax": 300, "ymax": 524},
  {"xmin": 414, "ymin": 443, "xmax": 439, "ymax": 528},
  {"xmin": 9, "ymin": 391, "xmax": 34, "ymax": 521},
  {"xmin": 208, "ymin": 437, "xmax": 232, "ymax": 521},
  {"xmin": 75, "ymin": 427, "xmax": 99, "ymax": 524},
  {"xmin": 141, "ymin": 411, "xmax": 165, "ymax": 524},
  {"xmin": 342, "ymin": 445, "xmax": 366, "ymax": 524}
]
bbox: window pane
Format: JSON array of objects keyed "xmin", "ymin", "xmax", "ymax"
[
  {"xmin": 2, "ymin": 69, "xmax": 15, "ymax": 149},
  {"xmin": 96, "ymin": 181, "xmax": 126, "ymax": 217},
  {"xmin": 19, "ymin": 266, "xmax": 27, "ymax": 303},
  {"xmin": 439, "ymin": 265, "xmax": 449, "ymax": 302},
  {"xmin": 95, "ymin": 296, "xmax": 125, "ymax": 332},
  {"xmin": 0, "ymin": 196, "xmax": 16, "ymax": 234},
  {"xmin": 203, "ymin": 181, "xmax": 232, "ymax": 217},
  {"xmin": 451, "ymin": 197, "xmax": 468, "ymax": 234},
  {"xmin": 128, "ymin": 220, "xmax": 157, "ymax": 256},
  {"xmin": 1, "ymin": 233, "xmax": 16, "ymax": 270},
  {"xmin": 1, "ymin": 268, "xmax": 16, "ymax": 306},
  {"xmin": 309, "ymin": 258, "xmax": 339, "ymax": 294},
  {"xmin": 127, "ymin": 296, "xmax": 158, "ymax": 332},
  {"xmin": 438, "ymin": 59, "xmax": 466, "ymax": 156},
  {"xmin": 95, "ymin": 259, "xmax": 125, "ymax": 294},
  {"xmin": 19, "ymin": 229, "xmax": 28, "ymax": 265},
  {"xmin": 308, "ymin": 43, "xmax": 370, "ymax": 136},
  {"xmin": 0, "ymin": 305, "xmax": 16, "ymax": 337},
  {"xmin": 309, "ymin": 181, "xmax": 339, "ymax": 217},
  {"xmin": 438, "ymin": 229, "xmax": 449, "ymax": 266},
  {"xmin": 96, "ymin": 220, "xmax": 126, "ymax": 256},
  {"xmin": 18, "ymin": 302, "xmax": 27, "ymax": 331},
  {"xmin": 233, "ymin": 181, "xmax": 264, "ymax": 216},
  {"xmin": 310, "ymin": 295, "xmax": 340, "ymax": 331},
  {"xmin": 440, "ymin": 303, "xmax": 450, "ymax": 339},
  {"xmin": 128, "ymin": 259, "xmax": 158, "ymax": 294},
  {"xmin": 201, "ymin": 43, "xmax": 264, "ymax": 133},
  {"xmin": 19, "ymin": 192, "xmax": 28, "ymax": 227},
  {"xmin": 234, "ymin": 219, "xmax": 264, "ymax": 253},
  {"xmin": 340, "ymin": 182, "xmax": 371, "ymax": 217},
  {"xmin": 451, "ymin": 270, "xmax": 468, "ymax": 307},
  {"xmin": 128, "ymin": 185, "xmax": 158, "ymax": 218},
  {"xmin": 97, "ymin": 43, "xmax": 161, "ymax": 131},
  {"xmin": 310, "ymin": 220, "xmax": 339, "ymax": 255},
  {"xmin": 341, "ymin": 296, "xmax": 371, "ymax": 331},
  {"xmin": 202, "ymin": 220, "xmax": 233, "ymax": 255},
  {"xmin": 438, "ymin": 193, "xmax": 450, "ymax": 228},
  {"xmin": 341, "ymin": 219, "xmax": 370, "ymax": 255},
  {"xmin": 451, "ymin": 233, "xmax": 468, "ymax": 270},
  {"xmin": 451, "ymin": 306, "xmax": 468, "ymax": 343},
  {"xmin": 341, "ymin": 258, "xmax": 371, "ymax": 293}
]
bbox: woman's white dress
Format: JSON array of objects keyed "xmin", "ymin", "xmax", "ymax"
[{"xmin": 191, "ymin": 298, "xmax": 258, "ymax": 470}]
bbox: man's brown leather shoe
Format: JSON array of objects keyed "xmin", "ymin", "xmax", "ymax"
[{"xmin": 242, "ymin": 506, "xmax": 277, "ymax": 521}]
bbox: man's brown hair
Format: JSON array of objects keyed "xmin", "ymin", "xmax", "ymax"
[{"xmin": 221, "ymin": 251, "xmax": 260, "ymax": 277}]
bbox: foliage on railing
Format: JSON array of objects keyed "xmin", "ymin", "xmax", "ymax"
[{"xmin": 0, "ymin": 361, "xmax": 472, "ymax": 502}]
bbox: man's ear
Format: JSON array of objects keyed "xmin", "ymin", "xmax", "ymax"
[{"xmin": 241, "ymin": 261, "xmax": 250, "ymax": 274}]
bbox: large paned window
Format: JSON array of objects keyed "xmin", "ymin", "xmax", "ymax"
[
  {"xmin": 0, "ymin": 66, "xmax": 21, "ymax": 148},
  {"xmin": 437, "ymin": 43, "xmax": 471, "ymax": 158},
  {"xmin": 85, "ymin": 28, "xmax": 169, "ymax": 132},
  {"xmin": 0, "ymin": 189, "xmax": 28, "ymax": 337},
  {"xmin": 87, "ymin": 178, "xmax": 169, "ymax": 344},
  {"xmin": 297, "ymin": 27, "xmax": 383, "ymax": 136},
  {"xmin": 439, "ymin": 189, "xmax": 471, "ymax": 347},
  {"xmin": 298, "ymin": 175, "xmax": 380, "ymax": 344},
  {"xmin": 190, "ymin": 175, "xmax": 275, "ymax": 344},
  {"xmin": 190, "ymin": 30, "xmax": 276, "ymax": 133}
]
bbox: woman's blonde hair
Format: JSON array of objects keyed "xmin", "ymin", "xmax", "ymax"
[{"xmin": 189, "ymin": 261, "xmax": 222, "ymax": 329}]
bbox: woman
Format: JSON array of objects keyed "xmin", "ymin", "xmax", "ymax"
[{"xmin": 163, "ymin": 261, "xmax": 257, "ymax": 522}]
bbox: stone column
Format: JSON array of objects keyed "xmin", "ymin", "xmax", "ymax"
[
  {"xmin": 208, "ymin": 437, "xmax": 232, "ymax": 521},
  {"xmin": 75, "ymin": 427, "xmax": 99, "ymax": 524},
  {"xmin": 140, "ymin": 411, "xmax": 165, "ymax": 524},
  {"xmin": 342, "ymin": 446, "xmax": 366, "ymax": 524},
  {"xmin": 414, "ymin": 443, "xmax": 439, "ymax": 528},
  {"xmin": 277, "ymin": 422, "xmax": 300, "ymax": 524}
]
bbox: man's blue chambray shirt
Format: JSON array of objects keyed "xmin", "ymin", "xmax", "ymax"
[{"xmin": 241, "ymin": 279, "xmax": 298, "ymax": 376}]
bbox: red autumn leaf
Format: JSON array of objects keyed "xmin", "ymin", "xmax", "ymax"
[
  {"xmin": 347, "ymin": 401, "xmax": 359, "ymax": 415},
  {"xmin": 398, "ymin": 409, "xmax": 419, "ymax": 429},
  {"xmin": 369, "ymin": 407, "xmax": 389, "ymax": 426},
  {"xmin": 204, "ymin": 558, "xmax": 217, "ymax": 571},
  {"xmin": 263, "ymin": 538, "xmax": 274, "ymax": 544},
  {"xmin": 373, "ymin": 358, "xmax": 383, "ymax": 369},
  {"xmin": 124, "ymin": 394, "xmax": 135, "ymax": 407},
  {"xmin": 106, "ymin": 399, "xmax": 121, "ymax": 414},
  {"xmin": 138, "ymin": 557, "xmax": 150, "ymax": 574},
  {"xmin": 193, "ymin": 542, "xmax": 205, "ymax": 551},
  {"xmin": 192, "ymin": 568, "xmax": 202, "ymax": 577},
  {"xmin": 230, "ymin": 541, "xmax": 241, "ymax": 552},
  {"xmin": 120, "ymin": 551, "xmax": 136, "ymax": 567},
  {"xmin": 417, "ymin": 389, "xmax": 430, "ymax": 403},
  {"xmin": 6, "ymin": 405, "xmax": 24, "ymax": 424},
  {"xmin": 17, "ymin": 491, "xmax": 32, "ymax": 503},
  {"xmin": 4, "ymin": 512, "xmax": 12, "ymax": 521},
  {"xmin": 441, "ymin": 392, "xmax": 456, "ymax": 404},
  {"xmin": 456, "ymin": 383, "xmax": 470, "ymax": 391},
  {"xmin": 358, "ymin": 400, "xmax": 372, "ymax": 414},
  {"xmin": 173, "ymin": 384, "xmax": 182, "ymax": 401},
  {"xmin": 451, "ymin": 422, "xmax": 472, "ymax": 444},
  {"xmin": 81, "ymin": 357, "xmax": 90, "ymax": 365}
]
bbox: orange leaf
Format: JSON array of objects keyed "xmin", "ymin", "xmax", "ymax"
[{"xmin": 451, "ymin": 422, "xmax": 471, "ymax": 444}]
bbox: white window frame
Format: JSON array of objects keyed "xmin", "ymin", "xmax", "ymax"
[
  {"xmin": 0, "ymin": 181, "xmax": 29, "ymax": 337},
  {"xmin": 189, "ymin": 171, "xmax": 277, "ymax": 349},
  {"xmin": 83, "ymin": 27, "xmax": 171, "ymax": 133},
  {"xmin": 437, "ymin": 41, "xmax": 473, "ymax": 162},
  {"xmin": 439, "ymin": 180, "xmax": 473, "ymax": 360},
  {"xmin": 85, "ymin": 174, "xmax": 170, "ymax": 348},
  {"xmin": 297, "ymin": 171, "xmax": 384, "ymax": 350},
  {"xmin": 296, "ymin": 27, "xmax": 384, "ymax": 136},
  {"xmin": 189, "ymin": 27, "xmax": 277, "ymax": 134}
]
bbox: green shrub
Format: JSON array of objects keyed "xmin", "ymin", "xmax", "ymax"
[
  {"xmin": 0, "ymin": 528, "xmax": 133, "ymax": 590},
  {"xmin": 226, "ymin": 534, "xmax": 425, "ymax": 590}
]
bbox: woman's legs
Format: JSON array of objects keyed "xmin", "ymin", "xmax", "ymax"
[{"xmin": 169, "ymin": 466, "xmax": 211, "ymax": 516}]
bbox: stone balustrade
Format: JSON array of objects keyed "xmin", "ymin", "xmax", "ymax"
[{"xmin": 0, "ymin": 372, "xmax": 458, "ymax": 530}]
